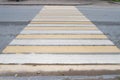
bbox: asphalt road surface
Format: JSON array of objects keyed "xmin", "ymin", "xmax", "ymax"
[
  {"xmin": 0, "ymin": 75, "xmax": 120, "ymax": 80},
  {"xmin": 0, "ymin": 6, "xmax": 42, "ymax": 52}
]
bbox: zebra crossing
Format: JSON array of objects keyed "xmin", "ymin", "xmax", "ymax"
[
  {"xmin": 2, "ymin": 6, "xmax": 120, "ymax": 54},
  {"xmin": 1, "ymin": 6, "xmax": 120, "ymax": 64}
]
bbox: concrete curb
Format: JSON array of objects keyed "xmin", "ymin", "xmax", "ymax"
[
  {"xmin": 0, "ymin": 3, "xmax": 92, "ymax": 6},
  {"xmin": 0, "ymin": 65, "xmax": 120, "ymax": 76}
]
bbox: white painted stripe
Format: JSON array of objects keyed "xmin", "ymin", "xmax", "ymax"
[
  {"xmin": 28, "ymin": 24, "xmax": 95, "ymax": 27},
  {"xmin": 34, "ymin": 17, "xmax": 86, "ymax": 19},
  {"xmin": 32, "ymin": 19, "xmax": 90, "ymax": 22},
  {"xmin": 38, "ymin": 14, "xmax": 81, "ymax": 16},
  {"xmin": 39, "ymin": 11, "xmax": 81, "ymax": 13},
  {"xmin": 0, "ymin": 54, "xmax": 120, "ymax": 64},
  {"xmin": 34, "ymin": 16, "xmax": 85, "ymax": 18},
  {"xmin": 40, "ymin": 10, "xmax": 80, "ymax": 11},
  {"xmin": 20, "ymin": 30, "xmax": 103, "ymax": 34},
  {"xmin": 10, "ymin": 39, "xmax": 114, "ymax": 46}
]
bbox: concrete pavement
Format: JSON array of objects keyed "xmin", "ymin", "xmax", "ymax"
[{"xmin": 0, "ymin": 75, "xmax": 120, "ymax": 80}]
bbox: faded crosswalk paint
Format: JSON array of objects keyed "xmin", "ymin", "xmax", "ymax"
[
  {"xmin": 30, "ymin": 21, "xmax": 93, "ymax": 24},
  {"xmin": 25, "ymin": 27, "xmax": 98, "ymax": 30},
  {"xmin": 16, "ymin": 34, "xmax": 107, "ymax": 39},
  {"xmin": 28, "ymin": 24, "xmax": 95, "ymax": 27},
  {"xmin": 10, "ymin": 39, "xmax": 114, "ymax": 46},
  {"xmin": 3, "ymin": 46, "xmax": 120, "ymax": 53},
  {"xmin": 20, "ymin": 30, "xmax": 103, "ymax": 35}
]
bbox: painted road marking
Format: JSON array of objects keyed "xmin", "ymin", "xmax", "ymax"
[
  {"xmin": 16, "ymin": 34, "xmax": 107, "ymax": 39},
  {"xmin": 32, "ymin": 19, "xmax": 90, "ymax": 22},
  {"xmin": 9, "ymin": 39, "xmax": 114, "ymax": 46},
  {"xmin": 39, "ymin": 13, "xmax": 81, "ymax": 15},
  {"xmin": 0, "ymin": 54, "xmax": 120, "ymax": 64},
  {"xmin": 28, "ymin": 24, "xmax": 95, "ymax": 27},
  {"xmin": 37, "ymin": 13, "xmax": 81, "ymax": 16},
  {"xmin": 42, "ymin": 8, "xmax": 79, "ymax": 10},
  {"xmin": 43, "ymin": 6, "xmax": 77, "ymax": 8},
  {"xmin": 20, "ymin": 30, "xmax": 103, "ymax": 34},
  {"xmin": 39, "ymin": 11, "xmax": 82, "ymax": 16},
  {"xmin": 24, "ymin": 27, "xmax": 98, "ymax": 30},
  {"xmin": 34, "ymin": 16, "xmax": 87, "ymax": 18},
  {"xmin": 3, "ymin": 46, "xmax": 120, "ymax": 53},
  {"xmin": 38, "ymin": 13, "xmax": 82, "ymax": 16},
  {"xmin": 2, "ymin": 6, "xmax": 120, "ymax": 55},
  {"xmin": 34, "ymin": 16, "xmax": 86, "ymax": 18},
  {"xmin": 39, "ymin": 9, "xmax": 81, "ymax": 12},
  {"xmin": 30, "ymin": 21, "xmax": 93, "ymax": 24},
  {"xmin": 39, "ymin": 12, "xmax": 82, "ymax": 15},
  {"xmin": 40, "ymin": 8, "xmax": 81, "ymax": 10}
]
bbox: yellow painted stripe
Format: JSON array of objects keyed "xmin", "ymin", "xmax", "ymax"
[
  {"xmin": 37, "ymin": 11, "xmax": 83, "ymax": 16},
  {"xmin": 30, "ymin": 21, "xmax": 93, "ymax": 24},
  {"xmin": 3, "ymin": 46, "xmax": 120, "ymax": 53},
  {"xmin": 40, "ymin": 10, "xmax": 81, "ymax": 13},
  {"xmin": 44, "ymin": 6, "xmax": 76, "ymax": 8},
  {"xmin": 38, "ymin": 13, "xmax": 81, "ymax": 16},
  {"xmin": 40, "ymin": 10, "xmax": 80, "ymax": 12},
  {"xmin": 24, "ymin": 27, "xmax": 98, "ymax": 30},
  {"xmin": 32, "ymin": 18, "xmax": 89, "ymax": 21},
  {"xmin": 39, "ymin": 6, "xmax": 83, "ymax": 16},
  {"xmin": 39, "ymin": 11, "xmax": 81, "ymax": 13},
  {"xmin": 16, "ymin": 34, "xmax": 107, "ymax": 39}
]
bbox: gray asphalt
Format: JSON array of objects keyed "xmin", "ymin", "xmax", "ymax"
[
  {"xmin": 77, "ymin": 6, "xmax": 120, "ymax": 23},
  {"xmin": 0, "ymin": 6, "xmax": 42, "ymax": 22},
  {"xmin": 0, "ymin": 6, "xmax": 42, "ymax": 52},
  {"xmin": 0, "ymin": 6, "xmax": 120, "ymax": 52},
  {"xmin": 0, "ymin": 75, "xmax": 120, "ymax": 80},
  {"xmin": 77, "ymin": 6, "xmax": 120, "ymax": 48}
]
